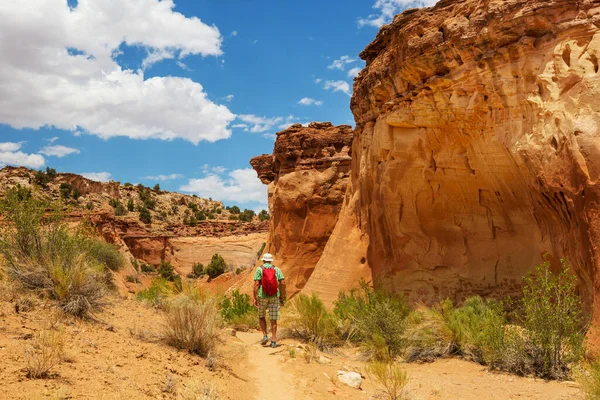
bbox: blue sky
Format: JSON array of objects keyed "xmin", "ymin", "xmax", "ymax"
[{"xmin": 0, "ymin": 0, "xmax": 435, "ymax": 212}]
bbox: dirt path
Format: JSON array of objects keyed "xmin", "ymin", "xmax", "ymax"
[{"xmin": 237, "ymin": 331, "xmax": 297, "ymax": 400}]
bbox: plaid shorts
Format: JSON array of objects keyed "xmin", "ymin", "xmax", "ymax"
[{"xmin": 258, "ymin": 296, "xmax": 280, "ymax": 320}]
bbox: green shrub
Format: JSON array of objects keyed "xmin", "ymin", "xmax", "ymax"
[
  {"xmin": 188, "ymin": 263, "xmax": 204, "ymax": 279},
  {"xmin": 34, "ymin": 170, "xmax": 51, "ymax": 187},
  {"xmin": 136, "ymin": 278, "xmax": 173, "ymax": 308},
  {"xmin": 126, "ymin": 275, "xmax": 139, "ymax": 283},
  {"xmin": 85, "ymin": 239, "xmax": 125, "ymax": 271},
  {"xmin": 45, "ymin": 167, "xmax": 57, "ymax": 179},
  {"xmin": 290, "ymin": 293, "xmax": 337, "ymax": 348},
  {"xmin": 228, "ymin": 215, "xmax": 237, "ymax": 221},
  {"xmin": 256, "ymin": 242, "xmax": 266, "ymax": 259},
  {"xmin": 0, "ymin": 188, "xmax": 107, "ymax": 317},
  {"xmin": 228, "ymin": 205, "xmax": 240, "ymax": 214},
  {"xmin": 258, "ymin": 210, "xmax": 270, "ymax": 222},
  {"xmin": 521, "ymin": 259, "xmax": 585, "ymax": 379},
  {"xmin": 220, "ymin": 290, "xmax": 258, "ymax": 330},
  {"xmin": 139, "ymin": 207, "xmax": 152, "ymax": 224},
  {"xmin": 127, "ymin": 198, "xmax": 135, "ymax": 212},
  {"xmin": 238, "ymin": 209, "xmax": 255, "ymax": 222},
  {"xmin": 123, "ymin": 182, "xmax": 132, "ymax": 187},
  {"xmin": 206, "ymin": 253, "xmax": 226, "ymax": 279},
  {"xmin": 334, "ymin": 281, "xmax": 409, "ymax": 360},
  {"xmin": 59, "ymin": 183, "xmax": 72, "ymax": 199},
  {"xmin": 72, "ymin": 189, "xmax": 81, "ymax": 201},
  {"xmin": 158, "ymin": 261, "xmax": 176, "ymax": 281},
  {"xmin": 187, "ymin": 202, "xmax": 198, "ymax": 212},
  {"xmin": 86, "ymin": 202, "xmax": 94, "ymax": 210},
  {"xmin": 153, "ymin": 184, "xmax": 160, "ymax": 192},
  {"xmin": 163, "ymin": 296, "xmax": 219, "ymax": 357},
  {"xmin": 141, "ymin": 263, "xmax": 156, "ymax": 274},
  {"xmin": 402, "ymin": 304, "xmax": 454, "ymax": 362}
]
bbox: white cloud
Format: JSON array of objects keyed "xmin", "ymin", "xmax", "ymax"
[
  {"xmin": 359, "ymin": 0, "xmax": 439, "ymax": 28},
  {"xmin": 348, "ymin": 67, "xmax": 362, "ymax": 78},
  {"xmin": 0, "ymin": 0, "xmax": 235, "ymax": 145},
  {"xmin": 298, "ymin": 97, "xmax": 323, "ymax": 106},
  {"xmin": 231, "ymin": 31, "xmax": 238, "ymax": 37},
  {"xmin": 324, "ymin": 80, "xmax": 351, "ymax": 95},
  {"xmin": 180, "ymin": 168, "xmax": 267, "ymax": 205},
  {"xmin": 142, "ymin": 173, "xmax": 183, "ymax": 182},
  {"xmin": 81, "ymin": 172, "xmax": 112, "ymax": 182},
  {"xmin": 0, "ymin": 142, "xmax": 23, "ymax": 152},
  {"xmin": 39, "ymin": 145, "xmax": 80, "ymax": 158},
  {"xmin": 224, "ymin": 94, "xmax": 234, "ymax": 102},
  {"xmin": 0, "ymin": 142, "xmax": 45, "ymax": 169},
  {"xmin": 48, "ymin": 137, "xmax": 60, "ymax": 144},
  {"xmin": 236, "ymin": 114, "xmax": 298, "ymax": 133},
  {"xmin": 232, "ymin": 123, "xmax": 249, "ymax": 129},
  {"xmin": 314, "ymin": 78, "xmax": 322, "ymax": 84},
  {"xmin": 328, "ymin": 55, "xmax": 356, "ymax": 71},
  {"xmin": 201, "ymin": 164, "xmax": 228, "ymax": 175}
]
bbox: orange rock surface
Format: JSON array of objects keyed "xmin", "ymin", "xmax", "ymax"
[
  {"xmin": 307, "ymin": 0, "xmax": 600, "ymax": 320},
  {"xmin": 250, "ymin": 122, "xmax": 354, "ymax": 295}
]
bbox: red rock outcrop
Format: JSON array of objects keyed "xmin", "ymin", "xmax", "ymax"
[
  {"xmin": 305, "ymin": 0, "xmax": 600, "ymax": 328},
  {"xmin": 250, "ymin": 122, "xmax": 355, "ymax": 294}
]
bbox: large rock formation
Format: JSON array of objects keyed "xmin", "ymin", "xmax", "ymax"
[
  {"xmin": 306, "ymin": 0, "xmax": 600, "ymax": 330},
  {"xmin": 250, "ymin": 122, "xmax": 355, "ymax": 294}
]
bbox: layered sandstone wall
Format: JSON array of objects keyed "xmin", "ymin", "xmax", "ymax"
[
  {"xmin": 250, "ymin": 122, "xmax": 354, "ymax": 294},
  {"xmin": 306, "ymin": 0, "xmax": 600, "ymax": 321}
]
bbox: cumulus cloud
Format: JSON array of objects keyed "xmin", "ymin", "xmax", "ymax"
[
  {"xmin": 142, "ymin": 173, "xmax": 183, "ymax": 181},
  {"xmin": 180, "ymin": 168, "xmax": 267, "ymax": 205},
  {"xmin": 298, "ymin": 97, "xmax": 323, "ymax": 106},
  {"xmin": 0, "ymin": 142, "xmax": 45, "ymax": 169},
  {"xmin": 0, "ymin": 0, "xmax": 235, "ymax": 145},
  {"xmin": 324, "ymin": 80, "xmax": 351, "ymax": 95},
  {"xmin": 81, "ymin": 172, "xmax": 112, "ymax": 182},
  {"xmin": 201, "ymin": 165, "xmax": 228, "ymax": 174},
  {"xmin": 328, "ymin": 55, "xmax": 357, "ymax": 71},
  {"xmin": 224, "ymin": 94, "xmax": 234, "ymax": 102},
  {"xmin": 348, "ymin": 67, "xmax": 362, "ymax": 78},
  {"xmin": 235, "ymin": 115, "xmax": 298, "ymax": 134},
  {"xmin": 314, "ymin": 78, "xmax": 322, "ymax": 84},
  {"xmin": 39, "ymin": 145, "xmax": 80, "ymax": 158},
  {"xmin": 359, "ymin": 0, "xmax": 439, "ymax": 28}
]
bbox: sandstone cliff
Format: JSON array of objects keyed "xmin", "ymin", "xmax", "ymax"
[
  {"xmin": 305, "ymin": 0, "xmax": 600, "ymax": 325},
  {"xmin": 250, "ymin": 122, "xmax": 354, "ymax": 294}
]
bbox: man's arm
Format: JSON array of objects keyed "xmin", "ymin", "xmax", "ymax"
[
  {"xmin": 253, "ymin": 280, "xmax": 260, "ymax": 308},
  {"xmin": 279, "ymin": 279, "xmax": 286, "ymax": 305}
]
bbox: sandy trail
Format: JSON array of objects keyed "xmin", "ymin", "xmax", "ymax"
[{"xmin": 237, "ymin": 331, "xmax": 297, "ymax": 400}]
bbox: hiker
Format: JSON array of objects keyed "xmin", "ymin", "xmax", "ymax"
[{"xmin": 253, "ymin": 253, "xmax": 286, "ymax": 348}]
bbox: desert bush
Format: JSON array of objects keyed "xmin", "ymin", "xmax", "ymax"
[
  {"xmin": 59, "ymin": 183, "xmax": 72, "ymax": 199},
  {"xmin": 0, "ymin": 190, "xmax": 107, "ymax": 317},
  {"xmin": 180, "ymin": 380, "xmax": 219, "ymax": 400},
  {"xmin": 25, "ymin": 330, "xmax": 65, "ymax": 379},
  {"xmin": 153, "ymin": 184, "xmax": 160, "ymax": 192},
  {"xmin": 258, "ymin": 210, "xmax": 270, "ymax": 222},
  {"xmin": 127, "ymin": 198, "xmax": 135, "ymax": 212},
  {"xmin": 576, "ymin": 360, "xmax": 600, "ymax": 399},
  {"xmin": 126, "ymin": 275, "xmax": 139, "ymax": 284},
  {"xmin": 124, "ymin": 182, "xmax": 132, "ymax": 187},
  {"xmin": 334, "ymin": 281, "xmax": 409, "ymax": 359},
  {"xmin": 45, "ymin": 167, "xmax": 57, "ymax": 178},
  {"xmin": 289, "ymin": 293, "xmax": 337, "ymax": 348},
  {"xmin": 86, "ymin": 202, "xmax": 94, "ymax": 210},
  {"xmin": 206, "ymin": 253, "xmax": 226, "ymax": 279},
  {"xmin": 141, "ymin": 263, "xmax": 156, "ymax": 274},
  {"xmin": 188, "ymin": 263, "xmax": 204, "ymax": 279},
  {"xmin": 34, "ymin": 170, "xmax": 51, "ymax": 187},
  {"xmin": 366, "ymin": 361, "xmax": 409, "ymax": 400},
  {"xmin": 220, "ymin": 290, "xmax": 258, "ymax": 330},
  {"xmin": 139, "ymin": 207, "xmax": 152, "ymax": 224},
  {"xmin": 136, "ymin": 278, "xmax": 174, "ymax": 308},
  {"xmin": 163, "ymin": 296, "xmax": 219, "ymax": 357},
  {"xmin": 158, "ymin": 261, "xmax": 176, "ymax": 280},
  {"xmin": 237, "ymin": 209, "xmax": 255, "ymax": 222},
  {"xmin": 72, "ymin": 189, "xmax": 81, "ymax": 201},
  {"xmin": 85, "ymin": 239, "xmax": 124, "ymax": 271},
  {"xmin": 402, "ymin": 304, "xmax": 454, "ymax": 362},
  {"xmin": 228, "ymin": 215, "xmax": 237, "ymax": 221},
  {"xmin": 520, "ymin": 259, "xmax": 585, "ymax": 379},
  {"xmin": 227, "ymin": 205, "xmax": 240, "ymax": 214}
]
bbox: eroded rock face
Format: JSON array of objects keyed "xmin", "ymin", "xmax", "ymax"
[
  {"xmin": 250, "ymin": 122, "xmax": 354, "ymax": 294},
  {"xmin": 308, "ymin": 0, "xmax": 600, "ymax": 326}
]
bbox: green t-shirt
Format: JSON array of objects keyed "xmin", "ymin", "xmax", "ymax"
[{"xmin": 254, "ymin": 263, "xmax": 284, "ymax": 298}]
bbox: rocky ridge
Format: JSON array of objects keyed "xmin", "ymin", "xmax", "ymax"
[{"xmin": 250, "ymin": 122, "xmax": 356, "ymax": 294}]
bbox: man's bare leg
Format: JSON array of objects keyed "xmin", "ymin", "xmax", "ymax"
[
  {"xmin": 260, "ymin": 317, "xmax": 267, "ymax": 337},
  {"xmin": 271, "ymin": 320, "xmax": 277, "ymax": 343}
]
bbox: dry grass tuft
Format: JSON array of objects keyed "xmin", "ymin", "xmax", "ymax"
[
  {"xmin": 162, "ymin": 296, "xmax": 219, "ymax": 357},
  {"xmin": 25, "ymin": 329, "xmax": 65, "ymax": 379},
  {"xmin": 366, "ymin": 361, "xmax": 409, "ymax": 400},
  {"xmin": 179, "ymin": 380, "xmax": 219, "ymax": 400}
]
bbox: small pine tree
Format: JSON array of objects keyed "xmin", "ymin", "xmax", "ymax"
[
  {"xmin": 258, "ymin": 209, "xmax": 270, "ymax": 221},
  {"xmin": 206, "ymin": 253, "xmax": 226, "ymax": 279},
  {"xmin": 153, "ymin": 184, "xmax": 160, "ymax": 192}
]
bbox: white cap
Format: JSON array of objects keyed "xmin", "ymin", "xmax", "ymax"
[{"xmin": 261, "ymin": 253, "xmax": 274, "ymax": 262}]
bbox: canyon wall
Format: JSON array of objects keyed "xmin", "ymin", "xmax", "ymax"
[
  {"xmin": 250, "ymin": 122, "xmax": 354, "ymax": 294},
  {"xmin": 306, "ymin": 0, "xmax": 600, "ymax": 328}
]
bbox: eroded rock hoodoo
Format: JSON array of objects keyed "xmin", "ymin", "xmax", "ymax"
[
  {"xmin": 250, "ymin": 122, "xmax": 354, "ymax": 294},
  {"xmin": 307, "ymin": 0, "xmax": 600, "ymax": 326}
]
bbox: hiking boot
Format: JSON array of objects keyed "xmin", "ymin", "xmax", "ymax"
[
  {"xmin": 270, "ymin": 341, "xmax": 277, "ymax": 348},
  {"xmin": 260, "ymin": 335, "xmax": 269, "ymax": 345}
]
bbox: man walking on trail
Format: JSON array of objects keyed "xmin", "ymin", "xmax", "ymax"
[{"xmin": 253, "ymin": 253, "xmax": 286, "ymax": 348}]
